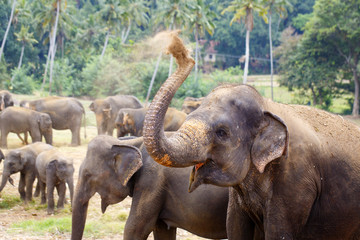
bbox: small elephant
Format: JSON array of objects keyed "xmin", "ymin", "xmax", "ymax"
[
  {"xmin": 0, "ymin": 142, "xmax": 54, "ymax": 203},
  {"xmin": 89, "ymin": 95, "xmax": 143, "ymax": 136},
  {"xmin": 0, "ymin": 90, "xmax": 14, "ymax": 110},
  {"xmin": 36, "ymin": 148, "xmax": 74, "ymax": 215},
  {"xmin": 181, "ymin": 97, "xmax": 203, "ymax": 114},
  {"xmin": 143, "ymin": 33, "xmax": 360, "ymax": 239},
  {"xmin": 71, "ymin": 135, "xmax": 228, "ymax": 240},
  {"xmin": 0, "ymin": 106, "xmax": 53, "ymax": 148},
  {"xmin": 115, "ymin": 107, "xmax": 186, "ymax": 137},
  {"xmin": 21, "ymin": 97, "xmax": 86, "ymax": 146}
]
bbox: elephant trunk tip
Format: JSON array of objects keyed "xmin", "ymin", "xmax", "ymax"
[{"xmin": 166, "ymin": 31, "xmax": 195, "ymax": 67}]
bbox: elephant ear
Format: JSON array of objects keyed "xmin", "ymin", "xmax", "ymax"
[
  {"xmin": 0, "ymin": 150, "xmax": 4, "ymax": 163},
  {"xmin": 110, "ymin": 145, "xmax": 143, "ymax": 186},
  {"xmin": 251, "ymin": 111, "xmax": 289, "ymax": 173}
]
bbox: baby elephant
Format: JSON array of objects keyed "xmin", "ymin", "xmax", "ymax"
[
  {"xmin": 72, "ymin": 135, "xmax": 228, "ymax": 240},
  {"xmin": 0, "ymin": 142, "xmax": 54, "ymax": 203},
  {"xmin": 0, "ymin": 106, "xmax": 53, "ymax": 148},
  {"xmin": 36, "ymin": 148, "xmax": 74, "ymax": 215}
]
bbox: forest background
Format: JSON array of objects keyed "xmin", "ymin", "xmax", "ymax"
[{"xmin": 1, "ymin": 0, "xmax": 360, "ymax": 115}]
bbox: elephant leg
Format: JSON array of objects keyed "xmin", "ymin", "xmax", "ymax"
[
  {"xmin": 56, "ymin": 182, "xmax": 66, "ymax": 209},
  {"xmin": 39, "ymin": 180, "xmax": 46, "ymax": 204},
  {"xmin": 1, "ymin": 130, "xmax": 9, "ymax": 148},
  {"xmin": 24, "ymin": 173, "xmax": 35, "ymax": 203},
  {"xmin": 34, "ymin": 180, "xmax": 40, "ymax": 197},
  {"xmin": 46, "ymin": 173, "xmax": 55, "ymax": 215},
  {"xmin": 24, "ymin": 132, "xmax": 28, "ymax": 145},
  {"xmin": 29, "ymin": 129, "xmax": 41, "ymax": 143},
  {"xmin": 18, "ymin": 173, "xmax": 26, "ymax": 201},
  {"xmin": 153, "ymin": 220, "xmax": 176, "ymax": 240},
  {"xmin": 70, "ymin": 118, "xmax": 81, "ymax": 146}
]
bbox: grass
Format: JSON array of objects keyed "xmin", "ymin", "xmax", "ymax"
[{"xmin": 0, "ymin": 194, "xmax": 21, "ymax": 209}]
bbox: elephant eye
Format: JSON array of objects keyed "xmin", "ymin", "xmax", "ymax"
[{"xmin": 216, "ymin": 128, "xmax": 228, "ymax": 140}]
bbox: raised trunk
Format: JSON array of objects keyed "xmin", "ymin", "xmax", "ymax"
[
  {"xmin": 143, "ymin": 33, "xmax": 208, "ymax": 167},
  {"xmin": 0, "ymin": 0, "xmax": 16, "ymax": 62},
  {"xmin": 0, "ymin": 171, "xmax": 10, "ymax": 192}
]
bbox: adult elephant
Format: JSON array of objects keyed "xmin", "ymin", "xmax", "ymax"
[
  {"xmin": 89, "ymin": 95, "xmax": 143, "ymax": 136},
  {"xmin": 181, "ymin": 97, "xmax": 203, "ymax": 114},
  {"xmin": 0, "ymin": 142, "xmax": 54, "ymax": 203},
  {"xmin": 143, "ymin": 33, "xmax": 360, "ymax": 239},
  {"xmin": 0, "ymin": 107, "xmax": 53, "ymax": 148},
  {"xmin": 115, "ymin": 107, "xmax": 186, "ymax": 137},
  {"xmin": 21, "ymin": 97, "xmax": 86, "ymax": 146},
  {"xmin": 71, "ymin": 135, "xmax": 228, "ymax": 240},
  {"xmin": 0, "ymin": 90, "xmax": 14, "ymax": 110}
]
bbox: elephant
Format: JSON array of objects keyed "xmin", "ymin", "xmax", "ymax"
[
  {"xmin": 115, "ymin": 107, "xmax": 186, "ymax": 137},
  {"xmin": 181, "ymin": 97, "xmax": 203, "ymax": 114},
  {"xmin": 0, "ymin": 142, "xmax": 54, "ymax": 203},
  {"xmin": 21, "ymin": 97, "xmax": 86, "ymax": 146},
  {"xmin": 89, "ymin": 95, "xmax": 143, "ymax": 136},
  {"xmin": 0, "ymin": 90, "xmax": 14, "ymax": 110},
  {"xmin": 36, "ymin": 148, "xmax": 74, "ymax": 215},
  {"xmin": 71, "ymin": 135, "xmax": 228, "ymax": 240},
  {"xmin": 143, "ymin": 33, "xmax": 360, "ymax": 239},
  {"xmin": 0, "ymin": 106, "xmax": 53, "ymax": 148}
]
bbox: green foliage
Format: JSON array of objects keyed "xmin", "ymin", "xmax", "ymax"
[
  {"xmin": 7, "ymin": 66, "xmax": 35, "ymax": 94},
  {"xmin": 11, "ymin": 217, "xmax": 71, "ymax": 234},
  {"xmin": 0, "ymin": 194, "xmax": 21, "ymax": 209}
]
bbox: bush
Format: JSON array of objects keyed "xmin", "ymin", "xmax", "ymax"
[{"xmin": 7, "ymin": 66, "xmax": 35, "ymax": 94}]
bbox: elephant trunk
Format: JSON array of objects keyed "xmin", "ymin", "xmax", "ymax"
[
  {"xmin": 144, "ymin": 32, "xmax": 208, "ymax": 167},
  {"xmin": 71, "ymin": 180, "xmax": 92, "ymax": 240},
  {"xmin": 0, "ymin": 171, "xmax": 10, "ymax": 192},
  {"xmin": 67, "ymin": 176, "xmax": 74, "ymax": 205},
  {"xmin": 43, "ymin": 129, "xmax": 53, "ymax": 145}
]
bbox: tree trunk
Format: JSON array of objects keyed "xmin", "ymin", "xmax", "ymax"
[
  {"xmin": 0, "ymin": 0, "xmax": 16, "ymax": 62},
  {"xmin": 194, "ymin": 26, "xmax": 199, "ymax": 89},
  {"xmin": 352, "ymin": 67, "xmax": 359, "ymax": 116},
  {"xmin": 41, "ymin": 44, "xmax": 52, "ymax": 91},
  {"xmin": 145, "ymin": 52, "xmax": 162, "ymax": 104},
  {"xmin": 122, "ymin": 19, "xmax": 131, "ymax": 44},
  {"xmin": 243, "ymin": 29, "xmax": 250, "ymax": 84},
  {"xmin": 100, "ymin": 30, "xmax": 110, "ymax": 60},
  {"xmin": 48, "ymin": 0, "xmax": 60, "ymax": 94},
  {"xmin": 269, "ymin": 12, "xmax": 274, "ymax": 100},
  {"xmin": 11, "ymin": 43, "xmax": 24, "ymax": 83}
]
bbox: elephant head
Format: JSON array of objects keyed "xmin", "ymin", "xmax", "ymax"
[
  {"xmin": 71, "ymin": 135, "xmax": 142, "ymax": 240},
  {"xmin": 115, "ymin": 110, "xmax": 127, "ymax": 137},
  {"xmin": 89, "ymin": 100, "xmax": 112, "ymax": 135},
  {"xmin": 0, "ymin": 150, "xmax": 26, "ymax": 192},
  {"xmin": 143, "ymin": 32, "xmax": 288, "ymax": 192},
  {"xmin": 0, "ymin": 90, "xmax": 14, "ymax": 111},
  {"xmin": 38, "ymin": 113, "xmax": 53, "ymax": 145}
]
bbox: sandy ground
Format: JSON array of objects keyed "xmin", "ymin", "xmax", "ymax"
[{"xmin": 0, "ymin": 126, "xmax": 208, "ymax": 240}]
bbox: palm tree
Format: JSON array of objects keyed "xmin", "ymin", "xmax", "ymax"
[
  {"xmin": 222, "ymin": 0, "xmax": 268, "ymax": 83},
  {"xmin": 188, "ymin": 0, "xmax": 217, "ymax": 89},
  {"xmin": 98, "ymin": 0, "xmax": 123, "ymax": 59},
  {"xmin": 11, "ymin": 25, "xmax": 38, "ymax": 82},
  {"xmin": 0, "ymin": 0, "xmax": 17, "ymax": 62},
  {"xmin": 263, "ymin": 0, "xmax": 291, "ymax": 100},
  {"xmin": 121, "ymin": 0, "xmax": 149, "ymax": 44}
]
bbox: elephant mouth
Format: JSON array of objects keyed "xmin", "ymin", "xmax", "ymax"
[{"xmin": 188, "ymin": 159, "xmax": 211, "ymax": 193}]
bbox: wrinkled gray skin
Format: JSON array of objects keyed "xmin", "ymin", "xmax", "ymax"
[
  {"xmin": 0, "ymin": 107, "xmax": 53, "ymax": 148},
  {"xmin": 0, "ymin": 90, "xmax": 14, "ymax": 110},
  {"xmin": 0, "ymin": 143, "xmax": 53, "ymax": 203},
  {"xmin": 115, "ymin": 107, "xmax": 186, "ymax": 137},
  {"xmin": 21, "ymin": 97, "xmax": 86, "ymax": 146},
  {"xmin": 143, "ymin": 34, "xmax": 360, "ymax": 239},
  {"xmin": 71, "ymin": 135, "xmax": 228, "ymax": 240},
  {"xmin": 89, "ymin": 95, "xmax": 143, "ymax": 136},
  {"xmin": 36, "ymin": 148, "xmax": 74, "ymax": 215}
]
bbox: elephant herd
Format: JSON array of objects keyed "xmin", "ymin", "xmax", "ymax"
[{"xmin": 2, "ymin": 32, "xmax": 360, "ymax": 240}]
